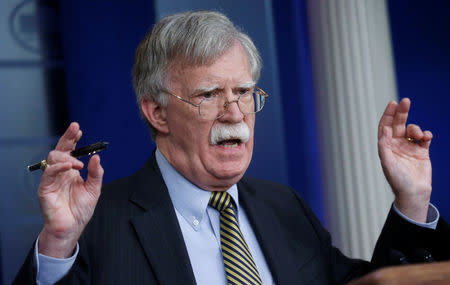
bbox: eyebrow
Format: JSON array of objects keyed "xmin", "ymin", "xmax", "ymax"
[
  {"xmin": 190, "ymin": 85, "xmax": 220, "ymax": 96},
  {"xmin": 236, "ymin": 81, "xmax": 255, "ymax": 89},
  {"xmin": 190, "ymin": 81, "xmax": 256, "ymax": 96}
]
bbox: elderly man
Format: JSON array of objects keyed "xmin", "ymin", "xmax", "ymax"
[{"xmin": 14, "ymin": 10, "xmax": 449, "ymax": 285}]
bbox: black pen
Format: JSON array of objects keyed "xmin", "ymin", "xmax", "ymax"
[{"xmin": 27, "ymin": 141, "xmax": 109, "ymax": 172}]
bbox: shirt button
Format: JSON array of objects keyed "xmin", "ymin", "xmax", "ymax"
[{"xmin": 193, "ymin": 219, "xmax": 199, "ymax": 227}]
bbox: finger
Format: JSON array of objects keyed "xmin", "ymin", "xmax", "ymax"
[
  {"xmin": 85, "ymin": 155, "xmax": 104, "ymax": 197},
  {"xmin": 378, "ymin": 101, "xmax": 398, "ymax": 139},
  {"xmin": 55, "ymin": 122, "xmax": 82, "ymax": 152},
  {"xmin": 419, "ymin": 130, "xmax": 433, "ymax": 149},
  {"xmin": 39, "ymin": 162, "xmax": 73, "ymax": 190},
  {"xmin": 43, "ymin": 162, "xmax": 72, "ymax": 177},
  {"xmin": 392, "ymin": 98, "xmax": 411, "ymax": 138},
  {"xmin": 47, "ymin": 150, "xmax": 84, "ymax": 169},
  {"xmin": 405, "ymin": 124, "xmax": 424, "ymax": 141},
  {"xmin": 75, "ymin": 129, "xmax": 82, "ymax": 142}
]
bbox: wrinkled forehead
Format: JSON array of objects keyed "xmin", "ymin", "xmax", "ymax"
[
  {"xmin": 166, "ymin": 68, "xmax": 253, "ymax": 96},
  {"xmin": 166, "ymin": 43, "xmax": 252, "ymax": 92}
]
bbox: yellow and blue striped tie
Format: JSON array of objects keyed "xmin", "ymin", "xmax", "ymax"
[{"xmin": 209, "ymin": 191, "xmax": 262, "ymax": 285}]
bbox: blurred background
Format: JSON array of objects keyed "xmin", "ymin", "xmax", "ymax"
[{"xmin": 0, "ymin": 0, "xmax": 449, "ymax": 284}]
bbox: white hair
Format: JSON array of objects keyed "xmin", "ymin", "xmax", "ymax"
[{"xmin": 132, "ymin": 10, "xmax": 262, "ymax": 139}]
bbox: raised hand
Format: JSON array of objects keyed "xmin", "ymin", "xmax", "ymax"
[
  {"xmin": 378, "ymin": 98, "xmax": 432, "ymax": 223},
  {"xmin": 37, "ymin": 122, "xmax": 104, "ymax": 258}
]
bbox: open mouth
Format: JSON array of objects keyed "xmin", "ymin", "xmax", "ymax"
[
  {"xmin": 217, "ymin": 138, "xmax": 242, "ymax": 148},
  {"xmin": 210, "ymin": 122, "xmax": 250, "ymax": 146}
]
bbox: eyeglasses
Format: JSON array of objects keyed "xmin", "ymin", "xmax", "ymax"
[{"xmin": 164, "ymin": 86, "xmax": 269, "ymax": 120}]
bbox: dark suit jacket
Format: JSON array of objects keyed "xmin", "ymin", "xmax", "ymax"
[{"xmin": 14, "ymin": 154, "xmax": 450, "ymax": 284}]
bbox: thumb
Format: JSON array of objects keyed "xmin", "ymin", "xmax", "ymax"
[
  {"xmin": 378, "ymin": 126, "xmax": 392, "ymax": 161},
  {"xmin": 85, "ymin": 155, "xmax": 104, "ymax": 196}
]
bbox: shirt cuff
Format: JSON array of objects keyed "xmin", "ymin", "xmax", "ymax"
[
  {"xmin": 34, "ymin": 235, "xmax": 79, "ymax": 285},
  {"xmin": 393, "ymin": 203, "xmax": 440, "ymax": 230}
]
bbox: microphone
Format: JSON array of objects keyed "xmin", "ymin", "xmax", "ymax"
[
  {"xmin": 412, "ymin": 248, "xmax": 435, "ymax": 263},
  {"xmin": 388, "ymin": 249, "xmax": 409, "ymax": 265}
]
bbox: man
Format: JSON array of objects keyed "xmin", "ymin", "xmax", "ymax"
[{"xmin": 14, "ymin": 10, "xmax": 449, "ymax": 285}]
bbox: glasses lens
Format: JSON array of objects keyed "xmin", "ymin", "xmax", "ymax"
[
  {"xmin": 198, "ymin": 88, "xmax": 266, "ymax": 119},
  {"xmin": 239, "ymin": 89, "xmax": 265, "ymax": 114},
  {"xmin": 199, "ymin": 95, "xmax": 226, "ymax": 120},
  {"xmin": 253, "ymin": 89, "xmax": 265, "ymax": 112}
]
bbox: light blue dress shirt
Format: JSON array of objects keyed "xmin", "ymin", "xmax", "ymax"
[
  {"xmin": 34, "ymin": 148, "xmax": 440, "ymax": 284},
  {"xmin": 155, "ymin": 149, "xmax": 274, "ymax": 284}
]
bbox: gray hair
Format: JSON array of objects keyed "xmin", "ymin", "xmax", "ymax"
[{"xmin": 132, "ymin": 10, "xmax": 262, "ymax": 139}]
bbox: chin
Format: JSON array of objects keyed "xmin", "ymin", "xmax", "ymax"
[
  {"xmin": 203, "ymin": 141, "xmax": 253, "ymax": 187},
  {"xmin": 206, "ymin": 172, "xmax": 245, "ymax": 192},
  {"xmin": 199, "ymin": 157, "xmax": 251, "ymax": 191},
  {"xmin": 208, "ymin": 158, "xmax": 249, "ymax": 182}
]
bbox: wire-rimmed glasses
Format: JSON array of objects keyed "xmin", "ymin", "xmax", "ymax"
[{"xmin": 165, "ymin": 86, "xmax": 269, "ymax": 120}]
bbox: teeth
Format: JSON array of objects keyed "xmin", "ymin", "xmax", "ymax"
[
  {"xmin": 210, "ymin": 122, "xmax": 250, "ymax": 145},
  {"xmin": 223, "ymin": 143, "xmax": 238, "ymax": 148}
]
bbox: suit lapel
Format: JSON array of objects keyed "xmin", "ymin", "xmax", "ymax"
[
  {"xmin": 238, "ymin": 179, "xmax": 319, "ymax": 284},
  {"xmin": 129, "ymin": 155, "xmax": 196, "ymax": 285},
  {"xmin": 125, "ymin": 154, "xmax": 320, "ymax": 284}
]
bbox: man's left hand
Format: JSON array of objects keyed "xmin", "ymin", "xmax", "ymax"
[{"xmin": 378, "ymin": 98, "xmax": 433, "ymax": 223}]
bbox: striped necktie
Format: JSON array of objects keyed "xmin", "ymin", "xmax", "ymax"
[{"xmin": 209, "ymin": 191, "xmax": 262, "ymax": 285}]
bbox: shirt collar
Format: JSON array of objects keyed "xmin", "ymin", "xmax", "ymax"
[{"xmin": 155, "ymin": 149, "xmax": 239, "ymax": 230}]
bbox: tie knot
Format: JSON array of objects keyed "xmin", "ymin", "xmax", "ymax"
[{"xmin": 209, "ymin": 191, "xmax": 234, "ymax": 212}]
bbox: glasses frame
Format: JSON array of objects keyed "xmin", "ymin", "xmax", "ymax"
[{"xmin": 164, "ymin": 85, "xmax": 269, "ymax": 120}]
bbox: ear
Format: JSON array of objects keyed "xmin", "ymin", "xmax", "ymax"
[{"xmin": 141, "ymin": 99, "xmax": 169, "ymax": 135}]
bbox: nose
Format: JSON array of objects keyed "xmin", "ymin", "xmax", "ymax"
[{"xmin": 218, "ymin": 92, "xmax": 244, "ymax": 123}]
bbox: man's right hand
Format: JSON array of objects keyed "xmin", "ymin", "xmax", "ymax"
[{"xmin": 37, "ymin": 122, "xmax": 104, "ymax": 258}]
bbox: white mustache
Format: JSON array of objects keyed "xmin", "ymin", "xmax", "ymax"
[{"xmin": 210, "ymin": 122, "xmax": 250, "ymax": 145}]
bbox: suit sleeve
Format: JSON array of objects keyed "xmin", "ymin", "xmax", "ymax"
[
  {"xmin": 371, "ymin": 207, "xmax": 450, "ymax": 266},
  {"xmin": 12, "ymin": 247, "xmax": 37, "ymax": 285},
  {"xmin": 292, "ymin": 190, "xmax": 450, "ymax": 284},
  {"xmin": 12, "ymin": 235, "xmax": 91, "ymax": 285}
]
